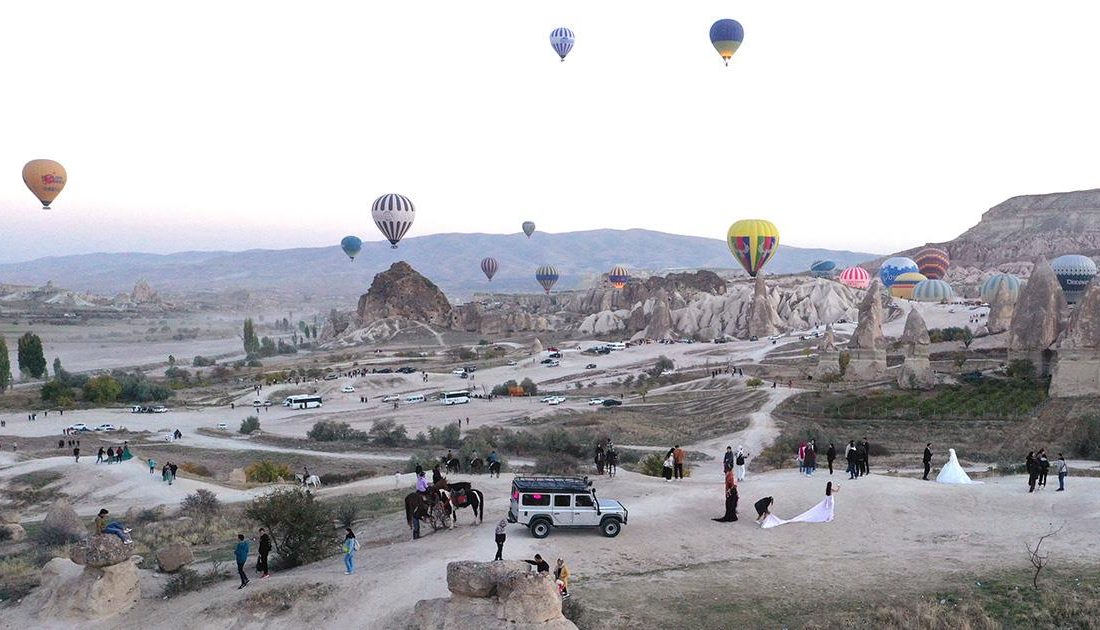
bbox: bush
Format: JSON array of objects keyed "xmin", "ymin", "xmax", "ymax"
[
  {"xmin": 318, "ymin": 469, "xmax": 376, "ymax": 486},
  {"xmin": 491, "ymin": 380, "xmax": 519, "ymax": 396},
  {"xmin": 427, "ymin": 422, "xmax": 462, "ymax": 448},
  {"xmin": 240, "ymin": 416, "xmax": 260, "ymax": 435},
  {"xmin": 181, "ymin": 489, "xmax": 221, "ymax": 517},
  {"xmin": 40, "ymin": 380, "xmax": 74, "ymax": 403},
  {"xmin": 368, "ymin": 419, "xmax": 409, "ymax": 446},
  {"xmin": 746, "ymin": 377, "xmax": 764, "ymax": 388},
  {"xmin": 649, "ymin": 355, "xmax": 674, "ymax": 377},
  {"xmin": 161, "ymin": 565, "xmax": 229, "ymax": 598},
  {"xmin": 83, "ymin": 375, "xmax": 123, "ymax": 404},
  {"xmin": 244, "ymin": 488, "xmax": 332, "ymax": 567},
  {"xmin": 333, "ymin": 497, "xmax": 360, "ymax": 528},
  {"xmin": 307, "ymin": 420, "xmax": 367, "ymax": 442},
  {"xmin": 532, "ymin": 454, "xmax": 584, "ymax": 475},
  {"xmin": 178, "ymin": 462, "xmax": 213, "ymax": 477},
  {"xmin": 519, "ymin": 377, "xmax": 538, "ymax": 396},
  {"xmin": 1074, "ymin": 415, "xmax": 1100, "ymax": 458},
  {"xmin": 192, "ymin": 355, "xmax": 216, "ymax": 367},
  {"xmin": 245, "ymin": 460, "xmax": 292, "ymax": 483},
  {"xmin": 1006, "ymin": 359, "xmax": 1036, "ymax": 380}
]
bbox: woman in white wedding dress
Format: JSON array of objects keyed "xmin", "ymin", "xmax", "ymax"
[
  {"xmin": 761, "ymin": 482, "xmax": 838, "ymax": 528},
  {"xmin": 935, "ymin": 448, "xmax": 981, "ymax": 484}
]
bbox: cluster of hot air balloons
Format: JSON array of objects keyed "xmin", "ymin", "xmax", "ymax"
[{"xmin": 546, "ymin": 20, "xmax": 745, "ymax": 66}]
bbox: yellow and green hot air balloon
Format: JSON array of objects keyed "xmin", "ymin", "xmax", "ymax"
[{"xmin": 727, "ymin": 219, "xmax": 779, "ymax": 277}]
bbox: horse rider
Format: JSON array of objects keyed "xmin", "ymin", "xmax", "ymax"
[
  {"xmin": 487, "ymin": 450, "xmax": 499, "ymax": 468},
  {"xmin": 302, "ymin": 466, "xmax": 310, "ymax": 485},
  {"xmin": 432, "ymin": 464, "xmax": 445, "ymax": 485},
  {"xmin": 415, "ymin": 467, "xmax": 432, "ymax": 497}
]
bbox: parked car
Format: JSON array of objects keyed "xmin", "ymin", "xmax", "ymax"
[
  {"xmin": 216, "ymin": 422, "xmax": 228, "ymax": 430},
  {"xmin": 585, "ymin": 363, "xmax": 597, "ymax": 370},
  {"xmin": 152, "ymin": 406, "xmax": 168, "ymax": 413},
  {"xmin": 507, "ymin": 360, "xmax": 518, "ymax": 366},
  {"xmin": 463, "ymin": 366, "xmax": 477, "ymax": 373},
  {"xmin": 93, "ymin": 424, "xmax": 116, "ymax": 432},
  {"xmin": 587, "ymin": 398, "xmax": 604, "ymax": 406},
  {"xmin": 341, "ymin": 385, "xmax": 355, "ymax": 393},
  {"xmin": 660, "ymin": 369, "xmax": 674, "ymax": 376},
  {"xmin": 601, "ymin": 399, "xmax": 623, "ymax": 407},
  {"xmin": 396, "ymin": 367, "xmax": 417, "ymax": 374},
  {"xmin": 508, "ymin": 475, "xmax": 628, "ymax": 539},
  {"xmin": 540, "ymin": 395, "xmax": 557, "ymax": 403},
  {"xmin": 545, "ymin": 360, "xmax": 560, "ymax": 367},
  {"xmin": 68, "ymin": 423, "xmax": 89, "ymax": 432},
  {"xmin": 324, "ymin": 374, "xmax": 339, "ymax": 380},
  {"xmin": 376, "ymin": 368, "xmax": 393, "ymax": 374},
  {"xmin": 539, "ymin": 358, "xmax": 554, "ymax": 365},
  {"xmin": 381, "ymin": 394, "xmax": 400, "ymax": 402},
  {"xmin": 548, "ymin": 397, "xmax": 564, "ymax": 406},
  {"xmin": 451, "ymin": 368, "xmax": 467, "ymax": 375},
  {"xmin": 547, "ymin": 352, "xmax": 562, "ymax": 359}
]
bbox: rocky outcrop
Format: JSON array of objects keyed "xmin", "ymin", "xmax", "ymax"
[
  {"xmin": 31, "ymin": 556, "xmax": 140, "ymax": 620},
  {"xmin": 1008, "ymin": 260, "xmax": 1065, "ymax": 374},
  {"xmin": 42, "ymin": 499, "xmax": 85, "ymax": 543},
  {"xmin": 156, "ymin": 542, "xmax": 194, "ymax": 573},
  {"xmin": 897, "ymin": 308, "xmax": 935, "ymax": 390},
  {"xmin": 845, "ymin": 280, "xmax": 887, "ymax": 380},
  {"xmin": 412, "ymin": 561, "xmax": 576, "ymax": 630},
  {"xmin": 1050, "ymin": 277, "xmax": 1100, "ymax": 397},
  {"xmin": 130, "ymin": 280, "xmax": 159, "ymax": 304},
  {"xmin": 356, "ymin": 261, "xmax": 453, "ymax": 328},
  {"xmin": 747, "ymin": 276, "xmax": 782, "ymax": 339},
  {"xmin": 70, "ymin": 534, "xmax": 131, "ymax": 568},
  {"xmin": 987, "ymin": 278, "xmax": 1017, "ymax": 334}
]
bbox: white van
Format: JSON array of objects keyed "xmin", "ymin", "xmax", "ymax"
[
  {"xmin": 605, "ymin": 342, "xmax": 627, "ymax": 351},
  {"xmin": 403, "ymin": 394, "xmax": 425, "ymax": 404}
]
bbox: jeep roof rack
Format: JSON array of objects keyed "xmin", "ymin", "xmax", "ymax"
[{"xmin": 511, "ymin": 475, "xmax": 592, "ymax": 493}]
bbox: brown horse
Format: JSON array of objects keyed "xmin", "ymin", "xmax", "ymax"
[{"xmin": 404, "ymin": 484, "xmax": 452, "ymax": 533}]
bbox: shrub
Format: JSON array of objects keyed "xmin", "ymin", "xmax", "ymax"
[
  {"xmin": 746, "ymin": 377, "xmax": 764, "ymax": 388},
  {"xmin": 40, "ymin": 380, "xmax": 74, "ymax": 403},
  {"xmin": 491, "ymin": 380, "xmax": 518, "ymax": 396},
  {"xmin": 240, "ymin": 416, "xmax": 260, "ymax": 435},
  {"xmin": 83, "ymin": 375, "xmax": 123, "ymax": 404},
  {"xmin": 532, "ymin": 454, "xmax": 584, "ymax": 475},
  {"xmin": 648, "ymin": 355, "xmax": 674, "ymax": 377},
  {"xmin": 244, "ymin": 488, "xmax": 332, "ymax": 568},
  {"xmin": 368, "ymin": 419, "xmax": 409, "ymax": 446},
  {"xmin": 161, "ymin": 564, "xmax": 229, "ymax": 598},
  {"xmin": 1006, "ymin": 359, "xmax": 1036, "ymax": 380},
  {"xmin": 519, "ymin": 377, "xmax": 538, "ymax": 396},
  {"xmin": 427, "ymin": 422, "xmax": 462, "ymax": 448},
  {"xmin": 318, "ymin": 469, "xmax": 376, "ymax": 486},
  {"xmin": 192, "ymin": 355, "xmax": 216, "ymax": 367},
  {"xmin": 181, "ymin": 489, "xmax": 221, "ymax": 517},
  {"xmin": 333, "ymin": 498, "xmax": 360, "ymax": 528},
  {"xmin": 245, "ymin": 461, "xmax": 292, "ymax": 483},
  {"xmin": 308, "ymin": 420, "xmax": 367, "ymax": 442},
  {"xmin": 1074, "ymin": 415, "xmax": 1100, "ymax": 458},
  {"xmin": 838, "ymin": 352, "xmax": 851, "ymax": 376},
  {"xmin": 178, "ymin": 462, "xmax": 213, "ymax": 477}
]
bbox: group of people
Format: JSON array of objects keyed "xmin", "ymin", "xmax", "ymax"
[
  {"xmin": 95, "ymin": 443, "xmax": 133, "ymax": 464},
  {"xmin": 844, "ymin": 439, "xmax": 871, "ymax": 478},
  {"xmin": 1025, "ymin": 450, "xmax": 1068, "ymax": 492},
  {"xmin": 151, "ymin": 460, "xmax": 179, "ymax": 484},
  {"xmin": 661, "ymin": 445, "xmax": 686, "ymax": 481},
  {"xmin": 593, "ymin": 439, "xmax": 618, "ymax": 476},
  {"xmin": 522, "ymin": 553, "xmax": 571, "ymax": 598},
  {"xmin": 722, "ymin": 445, "xmax": 749, "ymax": 480}
]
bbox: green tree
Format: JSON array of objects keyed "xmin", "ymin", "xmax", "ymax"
[
  {"xmin": 0, "ymin": 337, "xmax": 11, "ymax": 391},
  {"xmin": 83, "ymin": 375, "xmax": 123, "ymax": 404},
  {"xmin": 17, "ymin": 332, "xmax": 46, "ymax": 379},
  {"xmin": 961, "ymin": 326, "xmax": 975, "ymax": 349},
  {"xmin": 240, "ymin": 415, "xmax": 260, "ymax": 435},
  {"xmin": 242, "ymin": 318, "xmax": 260, "ymax": 357},
  {"xmin": 519, "ymin": 377, "xmax": 538, "ymax": 395},
  {"xmin": 244, "ymin": 488, "xmax": 331, "ymax": 567}
]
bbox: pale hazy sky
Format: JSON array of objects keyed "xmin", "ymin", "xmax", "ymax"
[{"xmin": 3, "ymin": 1, "xmax": 1100, "ymax": 263}]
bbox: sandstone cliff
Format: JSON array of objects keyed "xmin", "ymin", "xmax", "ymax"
[{"xmin": 356, "ymin": 261, "xmax": 453, "ymax": 328}]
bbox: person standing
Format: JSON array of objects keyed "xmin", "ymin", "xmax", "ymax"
[
  {"xmin": 845, "ymin": 441, "xmax": 857, "ymax": 479},
  {"xmin": 1056, "ymin": 453, "xmax": 1068, "ymax": 492},
  {"xmin": 1037, "ymin": 450, "xmax": 1050, "ymax": 489},
  {"xmin": 712, "ymin": 467, "xmax": 738, "ymax": 522},
  {"xmin": 1025, "ymin": 451, "xmax": 1037, "ymax": 493},
  {"xmin": 672, "ymin": 445, "xmax": 685, "ymax": 480},
  {"xmin": 662, "ymin": 449, "xmax": 674, "ymax": 482},
  {"xmin": 797, "ymin": 441, "xmax": 807, "ymax": 474},
  {"xmin": 861, "ymin": 438, "xmax": 871, "ymax": 474},
  {"xmin": 494, "ymin": 519, "xmax": 507, "ymax": 561},
  {"xmin": 723, "ymin": 446, "xmax": 735, "ymax": 473},
  {"xmin": 106, "ymin": 447, "xmax": 115, "ymax": 464},
  {"xmin": 169, "ymin": 462, "xmax": 178, "ymax": 483},
  {"xmin": 73, "ymin": 445, "xmax": 80, "ymax": 463},
  {"xmin": 803, "ymin": 442, "xmax": 816, "ymax": 476},
  {"xmin": 922, "ymin": 443, "xmax": 933, "ymax": 481},
  {"xmin": 555, "ymin": 558, "xmax": 571, "ymax": 599},
  {"xmin": 342, "ymin": 528, "xmax": 359, "ymax": 575},
  {"xmin": 234, "ymin": 534, "xmax": 250, "ymax": 588},
  {"xmin": 148, "ymin": 458, "xmax": 156, "ymax": 475},
  {"xmin": 826, "ymin": 443, "xmax": 836, "ymax": 475},
  {"xmin": 735, "ymin": 446, "xmax": 748, "ymax": 481},
  {"xmin": 257, "ymin": 527, "xmax": 272, "ymax": 578}
]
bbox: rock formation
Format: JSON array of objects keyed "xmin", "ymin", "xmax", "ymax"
[
  {"xmin": 156, "ymin": 542, "xmax": 194, "ymax": 573},
  {"xmin": 412, "ymin": 560, "xmax": 576, "ymax": 629},
  {"xmin": 1050, "ymin": 277, "xmax": 1100, "ymax": 397},
  {"xmin": 1008, "ymin": 260, "xmax": 1065, "ymax": 374},
  {"xmin": 813, "ymin": 323, "xmax": 841, "ymax": 380},
  {"xmin": 896, "ymin": 308, "xmax": 935, "ymax": 390},
  {"xmin": 130, "ymin": 279, "xmax": 159, "ymax": 304},
  {"xmin": 0, "ymin": 509, "xmax": 25, "ymax": 542},
  {"xmin": 747, "ymin": 276, "xmax": 782, "ymax": 339},
  {"xmin": 31, "ymin": 536, "xmax": 141, "ymax": 620},
  {"xmin": 986, "ymin": 278, "xmax": 1017, "ymax": 334},
  {"xmin": 845, "ymin": 280, "xmax": 887, "ymax": 380},
  {"xmin": 356, "ymin": 261, "xmax": 453, "ymax": 328},
  {"xmin": 42, "ymin": 499, "xmax": 85, "ymax": 543},
  {"xmin": 70, "ymin": 534, "xmax": 132, "ymax": 567}
]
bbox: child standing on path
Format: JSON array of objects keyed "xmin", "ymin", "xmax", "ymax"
[{"xmin": 342, "ymin": 528, "xmax": 360, "ymax": 574}]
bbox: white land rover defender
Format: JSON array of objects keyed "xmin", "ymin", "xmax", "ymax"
[{"xmin": 507, "ymin": 476, "xmax": 628, "ymax": 539}]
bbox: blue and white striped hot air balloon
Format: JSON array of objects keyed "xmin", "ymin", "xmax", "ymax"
[
  {"xmin": 912, "ymin": 279, "xmax": 955, "ymax": 303},
  {"xmin": 979, "ymin": 273, "xmax": 1021, "ymax": 304},
  {"xmin": 371, "ymin": 193, "xmax": 415, "ymax": 249},
  {"xmin": 536, "ymin": 264, "xmax": 559, "ymax": 294},
  {"xmin": 550, "ymin": 27, "xmax": 575, "ymax": 62}
]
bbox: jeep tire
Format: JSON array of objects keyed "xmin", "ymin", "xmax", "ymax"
[
  {"xmin": 600, "ymin": 518, "xmax": 621, "ymax": 538},
  {"xmin": 530, "ymin": 519, "xmax": 552, "ymax": 539}
]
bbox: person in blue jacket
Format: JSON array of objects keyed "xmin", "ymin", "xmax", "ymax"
[{"xmin": 234, "ymin": 534, "xmax": 250, "ymax": 589}]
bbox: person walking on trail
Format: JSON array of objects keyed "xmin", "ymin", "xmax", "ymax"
[
  {"xmin": 494, "ymin": 519, "xmax": 507, "ymax": 561},
  {"xmin": 712, "ymin": 467, "xmax": 739, "ymax": 522},
  {"xmin": 234, "ymin": 534, "xmax": 250, "ymax": 589},
  {"xmin": 106, "ymin": 447, "xmax": 115, "ymax": 464},
  {"xmin": 672, "ymin": 445, "xmax": 686, "ymax": 480},
  {"xmin": 555, "ymin": 558, "xmax": 571, "ymax": 599},
  {"xmin": 735, "ymin": 446, "xmax": 748, "ymax": 482},
  {"xmin": 342, "ymin": 528, "xmax": 360, "ymax": 575},
  {"xmin": 96, "ymin": 447, "xmax": 105, "ymax": 464},
  {"xmin": 922, "ymin": 443, "xmax": 933, "ymax": 480},
  {"xmin": 169, "ymin": 462, "xmax": 178, "ymax": 482},
  {"xmin": 73, "ymin": 446, "xmax": 80, "ymax": 462},
  {"xmin": 257, "ymin": 527, "xmax": 272, "ymax": 578},
  {"xmin": 1056, "ymin": 453, "xmax": 1068, "ymax": 492},
  {"xmin": 524, "ymin": 554, "xmax": 550, "ymax": 573},
  {"xmin": 826, "ymin": 443, "xmax": 837, "ymax": 475},
  {"xmin": 723, "ymin": 446, "xmax": 735, "ymax": 473}
]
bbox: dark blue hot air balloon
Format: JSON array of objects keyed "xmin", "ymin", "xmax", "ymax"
[
  {"xmin": 709, "ymin": 19, "xmax": 744, "ymax": 66},
  {"xmin": 340, "ymin": 235, "xmax": 362, "ymax": 261}
]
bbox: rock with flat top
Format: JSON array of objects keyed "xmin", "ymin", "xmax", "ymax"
[
  {"xmin": 31, "ymin": 557, "xmax": 140, "ymax": 620},
  {"xmin": 70, "ymin": 534, "xmax": 130, "ymax": 568},
  {"xmin": 155, "ymin": 542, "xmax": 194, "ymax": 573}
]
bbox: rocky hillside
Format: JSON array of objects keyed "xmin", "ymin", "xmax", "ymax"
[{"xmin": 357, "ymin": 262, "xmax": 453, "ymax": 328}]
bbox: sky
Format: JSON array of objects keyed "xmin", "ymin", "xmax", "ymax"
[{"xmin": 3, "ymin": 1, "xmax": 1100, "ymax": 263}]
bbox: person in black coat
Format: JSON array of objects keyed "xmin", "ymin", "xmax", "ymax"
[
  {"xmin": 922, "ymin": 443, "xmax": 933, "ymax": 480},
  {"xmin": 256, "ymin": 527, "xmax": 272, "ymax": 578},
  {"xmin": 1025, "ymin": 451, "xmax": 1037, "ymax": 492},
  {"xmin": 861, "ymin": 438, "xmax": 871, "ymax": 474},
  {"xmin": 1037, "ymin": 450, "xmax": 1050, "ymax": 488},
  {"xmin": 826, "ymin": 443, "xmax": 836, "ymax": 475}
]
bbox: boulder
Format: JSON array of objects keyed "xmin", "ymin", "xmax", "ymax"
[
  {"xmin": 496, "ymin": 571, "xmax": 564, "ymax": 624},
  {"xmin": 447, "ymin": 560, "xmax": 529, "ymax": 597},
  {"xmin": 413, "ymin": 597, "xmax": 577, "ymax": 630},
  {"xmin": 746, "ymin": 276, "xmax": 782, "ymax": 339},
  {"xmin": 899, "ymin": 307, "xmax": 931, "ymax": 353},
  {"xmin": 155, "ymin": 542, "xmax": 194, "ymax": 573},
  {"xmin": 0, "ymin": 509, "xmax": 21, "ymax": 524},
  {"xmin": 229, "ymin": 467, "xmax": 247, "ymax": 484},
  {"xmin": 986, "ymin": 279, "xmax": 1016, "ymax": 334},
  {"xmin": 70, "ymin": 534, "xmax": 131, "ymax": 568},
  {"xmin": 32, "ymin": 558, "xmax": 140, "ymax": 620},
  {"xmin": 42, "ymin": 499, "xmax": 85, "ymax": 543},
  {"xmin": 1, "ymin": 523, "xmax": 26, "ymax": 542}
]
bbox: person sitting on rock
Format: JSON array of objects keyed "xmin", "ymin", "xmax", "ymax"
[
  {"xmin": 94, "ymin": 508, "xmax": 132, "ymax": 544},
  {"xmin": 524, "ymin": 553, "xmax": 550, "ymax": 574}
]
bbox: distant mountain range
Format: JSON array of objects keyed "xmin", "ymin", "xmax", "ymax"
[{"xmin": 0, "ymin": 229, "xmax": 879, "ymax": 301}]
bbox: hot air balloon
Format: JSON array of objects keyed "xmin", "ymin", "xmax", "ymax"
[
  {"xmin": 535, "ymin": 264, "xmax": 559, "ymax": 294},
  {"xmin": 809, "ymin": 260, "xmax": 837, "ymax": 278},
  {"xmin": 879, "ymin": 257, "xmax": 919, "ymax": 288},
  {"xmin": 912, "ymin": 279, "xmax": 955, "ymax": 302},
  {"xmin": 889, "ymin": 272, "xmax": 927, "ymax": 299},
  {"xmin": 522, "ymin": 221, "xmax": 536, "ymax": 238},
  {"xmin": 371, "ymin": 193, "xmax": 415, "ymax": 248},
  {"xmin": 709, "ymin": 19, "xmax": 744, "ymax": 66},
  {"xmin": 340, "ymin": 235, "xmax": 362, "ymax": 261},
  {"xmin": 22, "ymin": 159, "xmax": 67, "ymax": 209},
  {"xmin": 727, "ymin": 219, "xmax": 779, "ymax": 277},
  {"xmin": 608, "ymin": 265, "xmax": 630, "ymax": 289},
  {"xmin": 838, "ymin": 266, "xmax": 871, "ymax": 289},
  {"xmin": 1052, "ymin": 254, "xmax": 1098, "ymax": 304},
  {"xmin": 914, "ymin": 247, "xmax": 950, "ymax": 280},
  {"xmin": 550, "ymin": 27, "xmax": 575, "ymax": 62},
  {"xmin": 481, "ymin": 257, "xmax": 499, "ymax": 282},
  {"xmin": 979, "ymin": 273, "xmax": 1021, "ymax": 304}
]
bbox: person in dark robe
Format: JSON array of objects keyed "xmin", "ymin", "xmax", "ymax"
[
  {"xmin": 1037, "ymin": 450, "xmax": 1050, "ymax": 488},
  {"xmin": 1025, "ymin": 451, "xmax": 1037, "ymax": 492},
  {"xmin": 712, "ymin": 468, "xmax": 738, "ymax": 522},
  {"xmin": 922, "ymin": 443, "xmax": 933, "ymax": 480},
  {"xmin": 723, "ymin": 446, "xmax": 735, "ymax": 473},
  {"xmin": 826, "ymin": 443, "xmax": 836, "ymax": 475},
  {"xmin": 845, "ymin": 441, "xmax": 857, "ymax": 479},
  {"xmin": 754, "ymin": 496, "xmax": 774, "ymax": 524},
  {"xmin": 860, "ymin": 438, "xmax": 871, "ymax": 474}
]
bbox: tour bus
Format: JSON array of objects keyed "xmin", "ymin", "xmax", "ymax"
[
  {"xmin": 440, "ymin": 390, "xmax": 470, "ymax": 406},
  {"xmin": 282, "ymin": 394, "xmax": 323, "ymax": 409}
]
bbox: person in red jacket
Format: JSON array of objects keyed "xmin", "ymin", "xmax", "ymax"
[{"xmin": 712, "ymin": 468, "xmax": 738, "ymax": 522}]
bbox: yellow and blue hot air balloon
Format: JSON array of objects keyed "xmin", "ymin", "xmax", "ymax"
[
  {"xmin": 339, "ymin": 235, "xmax": 362, "ymax": 261},
  {"xmin": 890, "ymin": 272, "xmax": 927, "ymax": 300},
  {"xmin": 727, "ymin": 219, "xmax": 779, "ymax": 277},
  {"xmin": 535, "ymin": 264, "xmax": 559, "ymax": 294},
  {"xmin": 709, "ymin": 19, "xmax": 744, "ymax": 66}
]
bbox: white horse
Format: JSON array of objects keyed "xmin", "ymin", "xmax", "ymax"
[{"xmin": 295, "ymin": 474, "xmax": 322, "ymax": 488}]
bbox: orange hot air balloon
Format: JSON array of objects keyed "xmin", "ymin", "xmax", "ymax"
[{"xmin": 23, "ymin": 159, "xmax": 67, "ymax": 209}]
